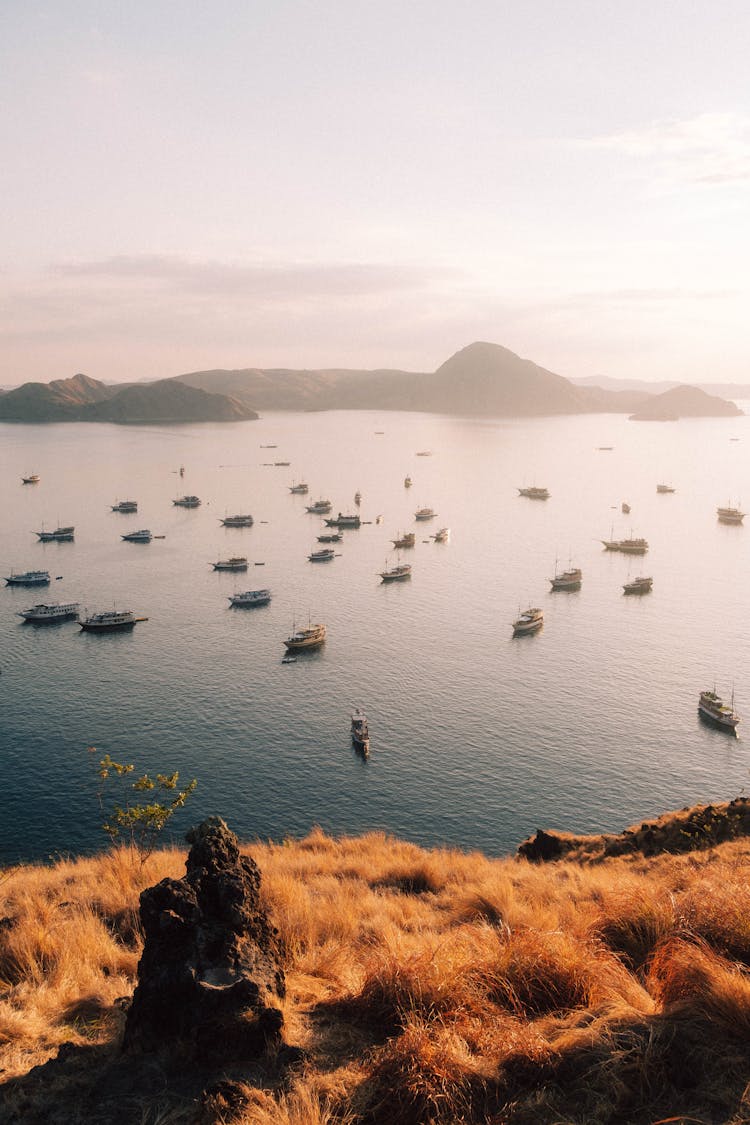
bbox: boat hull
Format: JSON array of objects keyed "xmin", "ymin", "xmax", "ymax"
[
  {"xmin": 698, "ymin": 704, "xmax": 739, "ymax": 731},
  {"xmin": 283, "ymin": 636, "xmax": 325, "ymax": 650},
  {"xmin": 80, "ymin": 620, "xmax": 136, "ymax": 633}
]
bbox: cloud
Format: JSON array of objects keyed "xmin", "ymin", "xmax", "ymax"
[{"xmin": 580, "ymin": 112, "xmax": 750, "ymax": 185}]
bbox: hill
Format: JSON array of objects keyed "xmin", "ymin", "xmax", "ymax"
[
  {"xmin": 0, "ymin": 373, "xmax": 257, "ymax": 423},
  {"xmin": 629, "ymin": 383, "xmax": 743, "ymax": 421},
  {"xmin": 4, "ymin": 800, "xmax": 750, "ymax": 1124}
]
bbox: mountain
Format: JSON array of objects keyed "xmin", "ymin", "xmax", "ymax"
[
  {"xmin": 0, "ymin": 373, "xmax": 257, "ymax": 423},
  {"xmin": 629, "ymin": 384, "xmax": 743, "ymax": 421}
]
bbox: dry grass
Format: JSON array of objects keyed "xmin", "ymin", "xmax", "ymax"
[{"xmin": 4, "ymin": 824, "xmax": 750, "ymax": 1122}]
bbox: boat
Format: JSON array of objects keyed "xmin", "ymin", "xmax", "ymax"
[
  {"xmin": 549, "ymin": 565, "xmax": 582, "ymax": 591},
  {"xmin": 621, "ymin": 502, "xmax": 631, "ymax": 514},
  {"xmin": 416, "ymin": 450, "xmax": 432, "ymax": 457},
  {"xmin": 179, "ymin": 466, "xmax": 185, "ymax": 477},
  {"xmin": 22, "ymin": 474, "xmax": 40, "ymax": 484},
  {"xmin": 432, "ymin": 527, "xmax": 450, "ymax": 542},
  {"xmin": 228, "ymin": 589, "xmax": 271, "ymax": 607},
  {"xmin": 324, "ymin": 512, "xmax": 361, "ymax": 528},
  {"xmin": 305, "ymin": 499, "xmax": 332, "ymax": 514},
  {"xmin": 656, "ymin": 484, "xmax": 676, "ymax": 494},
  {"xmin": 623, "ymin": 576, "xmax": 653, "ymax": 595},
  {"xmin": 391, "ymin": 532, "xmax": 415, "ymax": 549},
  {"xmin": 518, "ymin": 486, "xmax": 550, "ymax": 500},
  {"xmin": 351, "ymin": 708, "xmax": 370, "ymax": 755},
  {"xmin": 173, "ymin": 495, "xmax": 201, "ymax": 507},
  {"xmin": 36, "ymin": 526, "xmax": 74, "ymax": 542},
  {"xmin": 281, "ymin": 654, "xmax": 297, "ymax": 664},
  {"xmin": 404, "ymin": 476, "xmax": 412, "ymax": 488},
  {"xmin": 414, "ymin": 508, "xmax": 435, "ymax": 521},
  {"xmin": 121, "ymin": 529, "xmax": 152, "ymax": 543},
  {"xmin": 289, "ymin": 482, "xmax": 309, "ymax": 494},
  {"xmin": 260, "ymin": 444, "xmax": 277, "ymax": 449},
  {"xmin": 317, "ymin": 532, "xmax": 343, "ymax": 543},
  {"xmin": 698, "ymin": 689, "xmax": 740, "ymax": 732},
  {"xmin": 601, "ymin": 534, "xmax": 648, "ymax": 554},
  {"xmin": 283, "ymin": 622, "xmax": 326, "ymax": 651},
  {"xmin": 17, "ymin": 603, "xmax": 79, "ymax": 624},
  {"xmin": 274, "ymin": 461, "xmax": 291, "ymax": 466},
  {"xmin": 212, "ymin": 557, "xmax": 248, "ymax": 571},
  {"xmin": 4, "ymin": 570, "xmax": 51, "ymax": 586},
  {"xmin": 354, "ymin": 491, "xmax": 362, "ymax": 506},
  {"xmin": 79, "ymin": 610, "xmax": 138, "ymax": 633},
  {"xmin": 309, "ymin": 548, "xmax": 336, "ymax": 562},
  {"xmin": 111, "ymin": 500, "xmax": 138, "ymax": 513},
  {"xmin": 220, "ymin": 514, "xmax": 254, "ymax": 527},
  {"xmin": 512, "ymin": 607, "xmax": 544, "ymax": 635},
  {"xmin": 717, "ymin": 505, "xmax": 744, "ymax": 524},
  {"xmin": 380, "ymin": 560, "xmax": 412, "ymax": 582}
]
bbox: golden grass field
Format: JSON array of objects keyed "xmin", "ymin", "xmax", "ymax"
[{"xmin": 3, "ymin": 808, "xmax": 750, "ymax": 1123}]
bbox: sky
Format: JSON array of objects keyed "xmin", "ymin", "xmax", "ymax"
[{"xmin": 1, "ymin": 1, "xmax": 749, "ymax": 385}]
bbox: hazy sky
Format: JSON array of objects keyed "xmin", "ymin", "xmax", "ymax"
[{"xmin": 2, "ymin": 1, "xmax": 749, "ymax": 384}]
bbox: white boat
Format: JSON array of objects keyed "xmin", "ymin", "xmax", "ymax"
[
  {"xmin": 351, "ymin": 708, "xmax": 370, "ymax": 755},
  {"xmin": 4, "ymin": 570, "xmax": 51, "ymax": 586},
  {"xmin": 512, "ymin": 607, "xmax": 544, "ymax": 635},
  {"xmin": 212, "ymin": 556, "xmax": 248, "ymax": 571},
  {"xmin": 228, "ymin": 589, "xmax": 271, "ymax": 607},
  {"xmin": 309, "ymin": 548, "xmax": 336, "ymax": 562},
  {"xmin": 79, "ymin": 610, "xmax": 138, "ymax": 633},
  {"xmin": 283, "ymin": 622, "xmax": 326, "ymax": 651},
  {"xmin": 623, "ymin": 576, "xmax": 653, "ymax": 595},
  {"xmin": 121, "ymin": 529, "xmax": 152, "ymax": 543},
  {"xmin": 699, "ymin": 689, "xmax": 740, "ymax": 732},
  {"xmin": 414, "ymin": 507, "xmax": 435, "ymax": 520},
  {"xmin": 380, "ymin": 560, "xmax": 412, "ymax": 582},
  {"xmin": 518, "ymin": 486, "xmax": 549, "ymax": 500},
  {"xmin": 220, "ymin": 514, "xmax": 253, "ymax": 527},
  {"xmin": 289, "ymin": 482, "xmax": 309, "ymax": 494},
  {"xmin": 111, "ymin": 500, "xmax": 138, "ymax": 513},
  {"xmin": 549, "ymin": 565, "xmax": 582, "ymax": 591},
  {"xmin": 354, "ymin": 490, "xmax": 362, "ymax": 505},
  {"xmin": 36, "ymin": 526, "xmax": 74, "ymax": 542},
  {"xmin": 17, "ymin": 603, "xmax": 79, "ymax": 624},
  {"xmin": 717, "ymin": 505, "xmax": 744, "ymax": 524},
  {"xmin": 305, "ymin": 499, "xmax": 332, "ymax": 514},
  {"xmin": 173, "ymin": 495, "xmax": 201, "ymax": 507}
]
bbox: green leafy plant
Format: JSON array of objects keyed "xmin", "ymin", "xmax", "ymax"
[{"xmin": 93, "ymin": 750, "xmax": 197, "ymax": 864}]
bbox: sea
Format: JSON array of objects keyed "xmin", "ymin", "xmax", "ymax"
[{"xmin": 1, "ymin": 408, "xmax": 749, "ymax": 865}]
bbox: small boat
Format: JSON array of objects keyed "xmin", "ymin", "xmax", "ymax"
[
  {"xmin": 111, "ymin": 500, "xmax": 138, "ymax": 513},
  {"xmin": 289, "ymin": 482, "xmax": 309, "ymax": 494},
  {"xmin": 228, "ymin": 589, "xmax": 271, "ymax": 607},
  {"xmin": 549, "ymin": 565, "xmax": 582, "ymax": 591},
  {"xmin": 392, "ymin": 531, "xmax": 415, "ymax": 549},
  {"xmin": 518, "ymin": 486, "xmax": 549, "ymax": 500},
  {"xmin": 79, "ymin": 610, "xmax": 138, "ymax": 633},
  {"xmin": 212, "ymin": 557, "xmax": 249, "ymax": 571},
  {"xmin": 4, "ymin": 570, "xmax": 51, "ymax": 586},
  {"xmin": 512, "ymin": 607, "xmax": 544, "ymax": 636},
  {"xmin": 309, "ymin": 548, "xmax": 336, "ymax": 562},
  {"xmin": 305, "ymin": 499, "xmax": 332, "ymax": 514},
  {"xmin": 621, "ymin": 502, "xmax": 631, "ymax": 514},
  {"xmin": 260, "ymin": 444, "xmax": 278, "ymax": 449},
  {"xmin": 283, "ymin": 622, "xmax": 326, "ymax": 651},
  {"xmin": 623, "ymin": 576, "xmax": 653, "ymax": 595},
  {"xmin": 717, "ymin": 505, "xmax": 744, "ymax": 524},
  {"xmin": 699, "ymin": 689, "xmax": 740, "ymax": 732},
  {"xmin": 324, "ymin": 512, "xmax": 361, "ymax": 528},
  {"xmin": 354, "ymin": 491, "xmax": 362, "ymax": 506},
  {"xmin": 121, "ymin": 529, "xmax": 152, "ymax": 543},
  {"xmin": 274, "ymin": 461, "xmax": 291, "ymax": 467},
  {"xmin": 173, "ymin": 495, "xmax": 201, "ymax": 507},
  {"xmin": 416, "ymin": 450, "xmax": 432, "ymax": 457},
  {"xmin": 221, "ymin": 514, "xmax": 254, "ymax": 527},
  {"xmin": 179, "ymin": 465, "xmax": 185, "ymax": 477},
  {"xmin": 380, "ymin": 560, "xmax": 412, "ymax": 582},
  {"xmin": 404, "ymin": 476, "xmax": 412, "ymax": 488},
  {"xmin": 414, "ymin": 508, "xmax": 435, "ymax": 521},
  {"xmin": 597, "ymin": 446, "xmax": 614, "ymax": 451},
  {"xmin": 656, "ymin": 484, "xmax": 676, "ymax": 494},
  {"xmin": 281, "ymin": 654, "xmax": 297, "ymax": 664},
  {"xmin": 22, "ymin": 474, "xmax": 40, "ymax": 484},
  {"xmin": 432, "ymin": 527, "xmax": 450, "ymax": 542},
  {"xmin": 351, "ymin": 708, "xmax": 370, "ymax": 755},
  {"xmin": 601, "ymin": 534, "xmax": 648, "ymax": 554},
  {"xmin": 17, "ymin": 603, "xmax": 79, "ymax": 624},
  {"xmin": 36, "ymin": 526, "xmax": 75, "ymax": 542},
  {"xmin": 317, "ymin": 532, "xmax": 343, "ymax": 543}
]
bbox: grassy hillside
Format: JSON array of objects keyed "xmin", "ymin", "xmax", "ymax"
[{"xmin": 4, "ymin": 807, "xmax": 750, "ymax": 1122}]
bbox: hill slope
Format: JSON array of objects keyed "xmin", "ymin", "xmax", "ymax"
[{"xmin": 629, "ymin": 383, "xmax": 743, "ymax": 420}]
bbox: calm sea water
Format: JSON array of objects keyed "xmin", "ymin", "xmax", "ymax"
[{"xmin": 2, "ymin": 409, "xmax": 749, "ymax": 864}]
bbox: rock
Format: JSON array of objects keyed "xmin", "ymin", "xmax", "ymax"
[
  {"xmin": 123, "ymin": 817, "xmax": 285, "ymax": 1062},
  {"xmin": 518, "ymin": 829, "xmax": 566, "ymax": 862}
]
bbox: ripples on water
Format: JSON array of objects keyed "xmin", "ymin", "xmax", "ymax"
[{"xmin": 1, "ymin": 410, "xmax": 749, "ymax": 863}]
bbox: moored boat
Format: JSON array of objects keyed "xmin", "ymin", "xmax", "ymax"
[
  {"xmin": 549, "ymin": 566, "xmax": 582, "ymax": 591},
  {"xmin": 221, "ymin": 514, "xmax": 254, "ymax": 527},
  {"xmin": 309, "ymin": 548, "xmax": 336, "ymax": 562},
  {"xmin": 111, "ymin": 500, "xmax": 138, "ymax": 513},
  {"xmin": 621, "ymin": 502, "xmax": 631, "ymax": 514},
  {"xmin": 656, "ymin": 484, "xmax": 676, "ymax": 494},
  {"xmin": 121, "ymin": 529, "xmax": 152, "ymax": 542},
  {"xmin": 17, "ymin": 602, "xmax": 79, "ymax": 624},
  {"xmin": 432, "ymin": 527, "xmax": 450, "ymax": 542},
  {"xmin": 512, "ymin": 607, "xmax": 544, "ymax": 635},
  {"xmin": 79, "ymin": 610, "xmax": 138, "ymax": 633},
  {"xmin": 173, "ymin": 495, "xmax": 201, "ymax": 507},
  {"xmin": 324, "ymin": 512, "xmax": 361, "ymax": 528},
  {"xmin": 391, "ymin": 531, "xmax": 415, "ymax": 549},
  {"xmin": 698, "ymin": 689, "xmax": 740, "ymax": 732},
  {"xmin": 518, "ymin": 486, "xmax": 549, "ymax": 500},
  {"xmin": 289, "ymin": 482, "xmax": 309, "ymax": 494},
  {"xmin": 212, "ymin": 556, "xmax": 248, "ymax": 571},
  {"xmin": 351, "ymin": 708, "xmax": 370, "ymax": 755},
  {"xmin": 354, "ymin": 490, "xmax": 362, "ymax": 506},
  {"xmin": 404, "ymin": 476, "xmax": 412, "ymax": 488},
  {"xmin": 305, "ymin": 498, "xmax": 332, "ymax": 514},
  {"xmin": 414, "ymin": 507, "xmax": 435, "ymax": 521},
  {"xmin": 601, "ymin": 534, "xmax": 648, "ymax": 554},
  {"xmin": 623, "ymin": 576, "xmax": 653, "ymax": 595},
  {"xmin": 380, "ymin": 560, "xmax": 412, "ymax": 582},
  {"xmin": 4, "ymin": 570, "xmax": 51, "ymax": 586},
  {"xmin": 717, "ymin": 505, "xmax": 744, "ymax": 524},
  {"xmin": 283, "ymin": 622, "xmax": 326, "ymax": 651},
  {"xmin": 22, "ymin": 474, "xmax": 40, "ymax": 484},
  {"xmin": 317, "ymin": 532, "xmax": 342, "ymax": 543},
  {"xmin": 228, "ymin": 589, "xmax": 271, "ymax": 607},
  {"xmin": 36, "ymin": 526, "xmax": 74, "ymax": 542}
]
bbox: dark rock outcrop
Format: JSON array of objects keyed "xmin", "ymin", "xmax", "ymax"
[{"xmin": 123, "ymin": 817, "xmax": 285, "ymax": 1063}]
